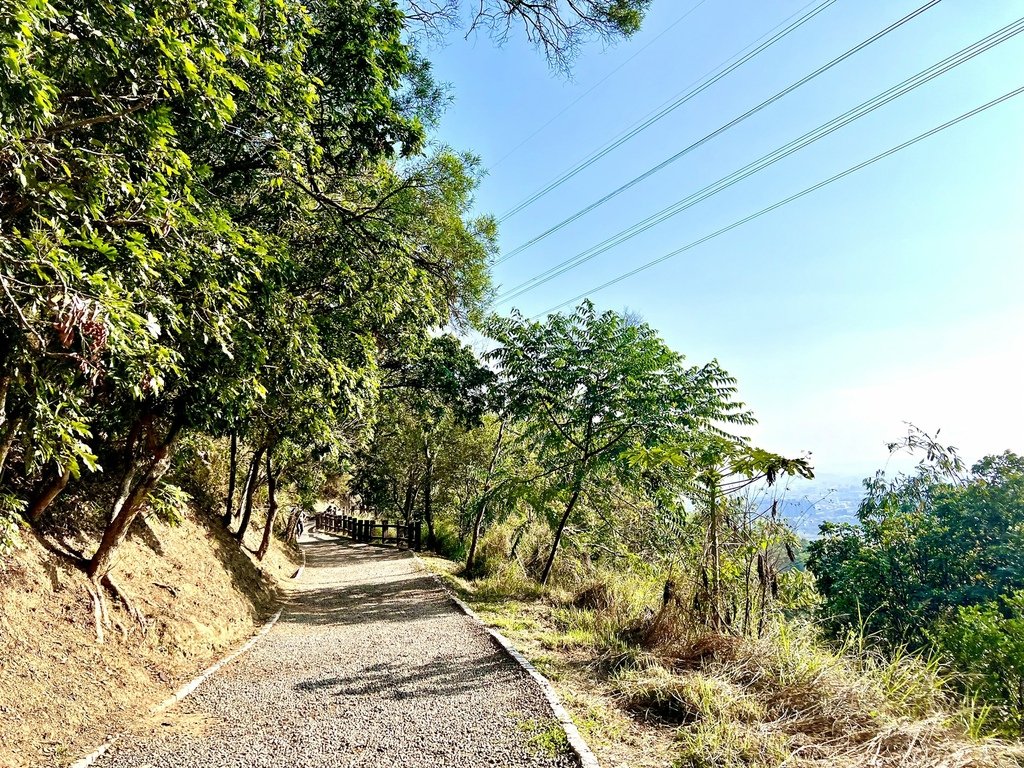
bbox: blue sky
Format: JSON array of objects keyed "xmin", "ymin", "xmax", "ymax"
[{"xmin": 421, "ymin": 0, "xmax": 1024, "ymax": 479}]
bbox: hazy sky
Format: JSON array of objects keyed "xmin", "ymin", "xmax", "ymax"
[{"xmin": 422, "ymin": 0, "xmax": 1024, "ymax": 479}]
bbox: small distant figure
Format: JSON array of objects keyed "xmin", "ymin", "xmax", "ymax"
[{"xmin": 295, "ymin": 511, "xmax": 305, "ymax": 540}]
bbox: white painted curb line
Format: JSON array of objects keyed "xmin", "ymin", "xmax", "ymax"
[
  {"xmin": 414, "ymin": 554, "xmax": 601, "ymax": 768},
  {"xmin": 69, "ymin": 545, "xmax": 306, "ymax": 768}
]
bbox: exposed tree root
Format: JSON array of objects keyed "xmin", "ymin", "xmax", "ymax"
[
  {"xmin": 102, "ymin": 574, "xmax": 148, "ymax": 633},
  {"xmin": 87, "ymin": 574, "xmax": 148, "ymax": 643},
  {"xmin": 86, "ymin": 581, "xmax": 105, "ymax": 644}
]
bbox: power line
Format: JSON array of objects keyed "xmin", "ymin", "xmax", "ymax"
[
  {"xmin": 487, "ymin": 0, "xmax": 714, "ymax": 172},
  {"xmin": 498, "ymin": 0, "xmax": 943, "ymax": 264},
  {"xmin": 527, "ymin": 84, "xmax": 1024, "ymax": 319},
  {"xmin": 496, "ymin": 0, "xmax": 838, "ymax": 224},
  {"xmin": 496, "ymin": 17, "xmax": 1024, "ymax": 305}
]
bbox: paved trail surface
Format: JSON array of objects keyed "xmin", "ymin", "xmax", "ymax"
[{"xmin": 96, "ymin": 536, "xmax": 575, "ymax": 768}]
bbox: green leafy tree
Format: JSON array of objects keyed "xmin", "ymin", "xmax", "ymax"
[
  {"xmin": 353, "ymin": 335, "xmax": 493, "ymax": 543},
  {"xmin": 0, "ymin": 0, "xmax": 495, "ymax": 623},
  {"xmin": 808, "ymin": 436, "xmax": 1024, "ymax": 649},
  {"xmin": 485, "ymin": 301, "xmax": 753, "ymax": 584}
]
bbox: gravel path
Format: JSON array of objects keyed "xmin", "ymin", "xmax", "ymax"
[{"xmin": 94, "ymin": 535, "xmax": 577, "ymax": 768}]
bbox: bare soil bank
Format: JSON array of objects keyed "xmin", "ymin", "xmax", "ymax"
[{"xmin": 0, "ymin": 512, "xmax": 296, "ymax": 768}]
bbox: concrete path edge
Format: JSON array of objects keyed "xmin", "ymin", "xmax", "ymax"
[
  {"xmin": 68, "ymin": 545, "xmax": 307, "ymax": 768},
  {"xmin": 413, "ymin": 554, "xmax": 601, "ymax": 768}
]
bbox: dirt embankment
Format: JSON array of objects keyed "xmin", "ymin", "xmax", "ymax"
[{"xmin": 0, "ymin": 512, "xmax": 296, "ymax": 768}]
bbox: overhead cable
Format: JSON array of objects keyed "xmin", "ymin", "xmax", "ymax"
[
  {"xmin": 488, "ymin": 0, "xmax": 714, "ymax": 171},
  {"xmin": 496, "ymin": 0, "xmax": 839, "ymax": 224},
  {"xmin": 527, "ymin": 85, "xmax": 1024, "ymax": 318},
  {"xmin": 496, "ymin": 17, "xmax": 1024, "ymax": 304},
  {"xmin": 498, "ymin": 0, "xmax": 943, "ymax": 264}
]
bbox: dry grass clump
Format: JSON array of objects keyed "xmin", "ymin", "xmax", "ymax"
[
  {"xmin": 573, "ymin": 580, "xmax": 616, "ymax": 611},
  {"xmin": 614, "ymin": 620, "xmax": 1024, "ymax": 768},
  {"xmin": 675, "ymin": 719, "xmax": 789, "ymax": 768},
  {"xmin": 614, "ymin": 666, "xmax": 763, "ymax": 725}
]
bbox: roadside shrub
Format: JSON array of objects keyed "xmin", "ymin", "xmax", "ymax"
[
  {"xmin": 932, "ymin": 591, "xmax": 1024, "ymax": 735},
  {"xmin": 466, "ymin": 523, "xmax": 514, "ymax": 579},
  {"xmin": 169, "ymin": 434, "xmax": 225, "ymax": 513},
  {"xmin": 432, "ymin": 519, "xmax": 467, "ymax": 561},
  {"xmin": 0, "ymin": 492, "xmax": 24, "ymax": 558}
]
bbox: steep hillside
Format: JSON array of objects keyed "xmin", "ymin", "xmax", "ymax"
[{"xmin": 0, "ymin": 512, "xmax": 296, "ymax": 768}]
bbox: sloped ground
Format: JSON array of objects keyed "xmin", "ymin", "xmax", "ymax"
[
  {"xmin": 0, "ymin": 513, "xmax": 295, "ymax": 768},
  {"xmin": 94, "ymin": 536, "xmax": 576, "ymax": 768}
]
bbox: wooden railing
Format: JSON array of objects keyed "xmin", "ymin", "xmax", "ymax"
[{"xmin": 314, "ymin": 510, "xmax": 423, "ymax": 551}]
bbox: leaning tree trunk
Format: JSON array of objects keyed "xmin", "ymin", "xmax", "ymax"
[
  {"xmin": 256, "ymin": 448, "xmax": 278, "ymax": 561},
  {"xmin": 87, "ymin": 420, "xmax": 182, "ymax": 580},
  {"xmin": 466, "ymin": 420, "xmax": 505, "ymax": 572},
  {"xmin": 540, "ymin": 474, "xmax": 584, "ymax": 585},
  {"xmin": 235, "ymin": 445, "xmax": 266, "ymax": 543},
  {"xmin": 465, "ymin": 497, "xmax": 488, "ymax": 572},
  {"xmin": 27, "ymin": 465, "xmax": 71, "ymax": 522},
  {"xmin": 223, "ymin": 431, "xmax": 238, "ymax": 527},
  {"xmin": 0, "ymin": 416, "xmax": 22, "ymax": 481}
]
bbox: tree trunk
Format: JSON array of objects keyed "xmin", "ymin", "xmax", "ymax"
[
  {"xmin": 223, "ymin": 431, "xmax": 238, "ymax": 527},
  {"xmin": 422, "ymin": 441, "xmax": 435, "ymax": 548},
  {"xmin": 402, "ymin": 476, "xmax": 418, "ymax": 522},
  {"xmin": 742, "ymin": 554, "xmax": 754, "ymax": 635},
  {"xmin": 0, "ymin": 374, "xmax": 9, "ymax": 422},
  {"xmin": 0, "ymin": 372, "xmax": 20, "ymax": 479},
  {"xmin": 509, "ymin": 520, "xmax": 528, "ymax": 561},
  {"xmin": 708, "ymin": 484, "xmax": 723, "ymax": 630},
  {"xmin": 465, "ymin": 498, "xmax": 488, "ymax": 572},
  {"xmin": 256, "ymin": 448, "xmax": 278, "ymax": 561},
  {"xmin": 0, "ymin": 416, "xmax": 22, "ymax": 480},
  {"xmin": 235, "ymin": 445, "xmax": 266, "ymax": 543},
  {"xmin": 27, "ymin": 464, "xmax": 71, "ymax": 522},
  {"xmin": 466, "ymin": 420, "xmax": 505, "ymax": 572},
  {"xmin": 540, "ymin": 475, "xmax": 584, "ymax": 585},
  {"xmin": 87, "ymin": 420, "xmax": 182, "ymax": 580}
]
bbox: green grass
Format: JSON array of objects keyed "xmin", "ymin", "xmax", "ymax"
[
  {"xmin": 673, "ymin": 720, "xmax": 788, "ymax": 768},
  {"xmin": 517, "ymin": 717, "xmax": 571, "ymax": 759}
]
